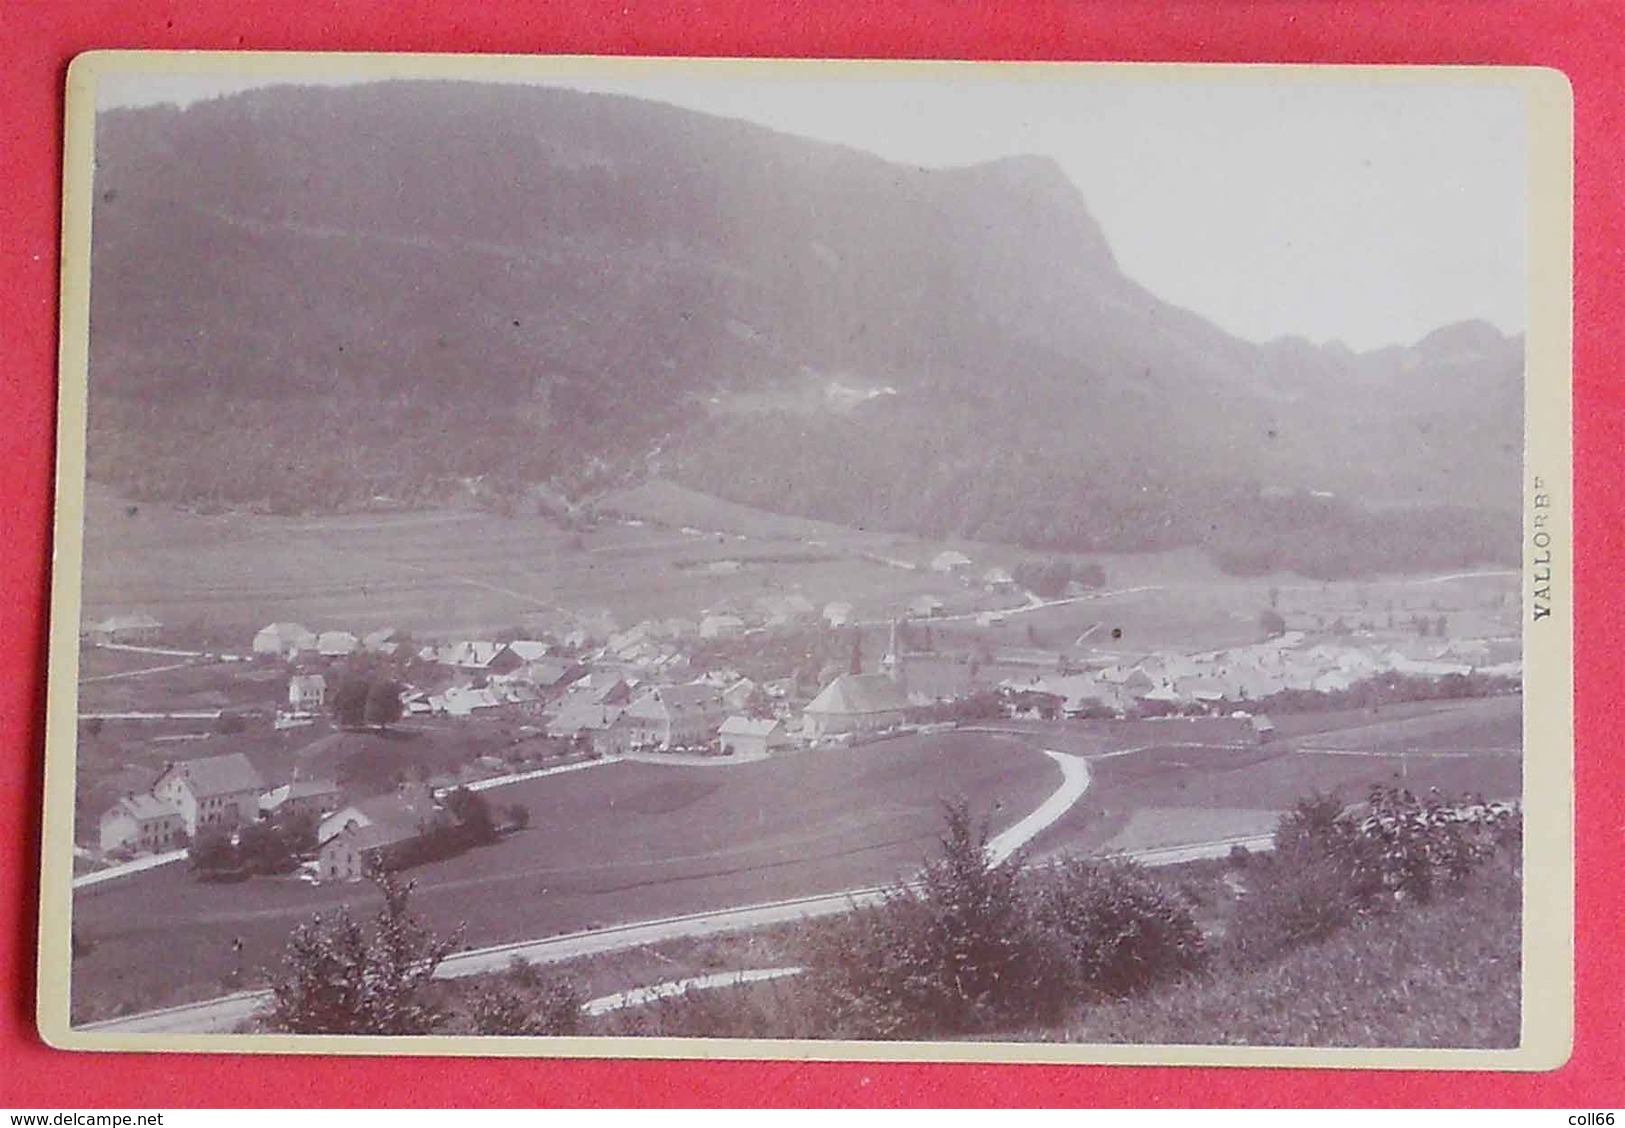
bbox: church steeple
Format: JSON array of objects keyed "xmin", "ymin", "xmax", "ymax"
[{"xmin": 885, "ymin": 618, "xmax": 907, "ymax": 698}]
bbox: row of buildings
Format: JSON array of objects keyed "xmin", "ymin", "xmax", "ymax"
[
  {"xmin": 1001, "ymin": 633, "xmax": 1521, "ymax": 717},
  {"xmin": 97, "ymin": 752, "xmax": 339, "ymax": 855}
]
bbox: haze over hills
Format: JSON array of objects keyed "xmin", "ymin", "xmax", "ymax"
[{"xmin": 85, "ymin": 80, "xmax": 1523, "ymax": 577}]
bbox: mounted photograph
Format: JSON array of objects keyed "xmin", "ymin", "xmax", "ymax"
[{"xmin": 39, "ymin": 53, "xmax": 1573, "ymax": 1066}]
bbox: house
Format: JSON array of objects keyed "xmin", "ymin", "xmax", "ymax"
[
  {"xmin": 316, "ymin": 630, "xmax": 359, "ymax": 658},
  {"xmin": 504, "ymin": 640, "xmax": 554, "ymax": 664},
  {"xmin": 567, "ymin": 673, "xmax": 634, "ymax": 707},
  {"xmin": 287, "ymin": 673, "xmax": 327, "ymax": 712},
  {"xmin": 621, "ymin": 684, "xmax": 726, "ymax": 750},
  {"xmin": 545, "ymin": 698, "xmax": 632, "ymax": 756},
  {"xmin": 908, "ymin": 594, "xmax": 946, "ymax": 619},
  {"xmin": 253, "ymin": 621, "xmax": 317, "ymax": 659},
  {"xmin": 317, "ymin": 784, "xmax": 444, "ymax": 850},
  {"xmin": 718, "ymin": 716, "xmax": 790, "ymax": 758},
  {"xmin": 152, "ymin": 752, "xmax": 265, "ymax": 836},
  {"xmin": 1250, "ymin": 714, "xmax": 1277, "ymax": 743},
  {"xmin": 802, "ymin": 673, "xmax": 909, "ymax": 739},
  {"xmin": 699, "ymin": 614, "xmax": 746, "ymax": 640},
  {"xmin": 760, "ymin": 593, "xmax": 817, "ymax": 626},
  {"xmin": 982, "ymin": 567, "xmax": 1017, "ymax": 594},
  {"xmin": 513, "ymin": 657, "xmax": 579, "ymax": 693},
  {"xmin": 99, "ymin": 793, "xmax": 184, "ymax": 854},
  {"xmin": 316, "ymin": 786, "xmax": 452, "ymax": 882},
  {"xmin": 822, "ymin": 602, "xmax": 855, "ymax": 628},
  {"xmin": 84, "ymin": 613, "xmax": 162, "ymax": 646},
  {"xmin": 259, "ymin": 777, "xmax": 343, "ymax": 819},
  {"xmin": 930, "ymin": 550, "xmax": 973, "ymax": 575},
  {"xmin": 721, "ymin": 677, "xmax": 758, "ymax": 713},
  {"xmin": 362, "ymin": 627, "xmax": 403, "ymax": 655},
  {"xmin": 318, "ymin": 820, "xmax": 422, "ymax": 883}
]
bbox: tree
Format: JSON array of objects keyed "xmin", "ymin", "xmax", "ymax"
[
  {"xmin": 505, "ymin": 803, "xmax": 531, "ymax": 832},
  {"xmin": 848, "ymin": 628, "xmax": 863, "ymax": 675},
  {"xmin": 188, "ymin": 828, "xmax": 239, "ymax": 878},
  {"xmin": 1259, "ymin": 608, "xmax": 1287, "ymax": 639},
  {"xmin": 237, "ymin": 819, "xmax": 298, "ymax": 875},
  {"xmin": 264, "ymin": 865, "xmax": 460, "ymax": 1035},
  {"xmin": 804, "ymin": 801, "xmax": 1058, "ymax": 1038},
  {"xmin": 330, "ymin": 674, "xmax": 372, "ymax": 728},
  {"xmin": 364, "ymin": 678, "xmax": 404, "ymax": 729},
  {"xmin": 444, "ymin": 787, "xmax": 496, "ymax": 845}
]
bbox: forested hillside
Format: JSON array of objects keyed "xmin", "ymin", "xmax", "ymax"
[{"xmin": 86, "ymin": 81, "xmax": 1522, "ymax": 576}]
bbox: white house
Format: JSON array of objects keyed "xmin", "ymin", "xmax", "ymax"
[
  {"xmin": 621, "ymin": 684, "xmax": 726, "ymax": 749},
  {"xmin": 930, "ymin": 550, "xmax": 973, "ymax": 575},
  {"xmin": 316, "ymin": 630, "xmax": 359, "ymax": 658},
  {"xmin": 152, "ymin": 752, "xmax": 264, "ymax": 837},
  {"xmin": 253, "ymin": 622, "xmax": 317, "ymax": 659},
  {"xmin": 802, "ymin": 673, "xmax": 909, "ymax": 739},
  {"xmin": 288, "ymin": 673, "xmax": 327, "ymax": 712},
  {"xmin": 259, "ymin": 777, "xmax": 343, "ymax": 819},
  {"xmin": 718, "ymin": 716, "xmax": 790, "ymax": 758},
  {"xmin": 99, "ymin": 793, "xmax": 184, "ymax": 854},
  {"xmin": 699, "ymin": 614, "xmax": 746, "ymax": 640},
  {"xmin": 822, "ymin": 602, "xmax": 855, "ymax": 628}
]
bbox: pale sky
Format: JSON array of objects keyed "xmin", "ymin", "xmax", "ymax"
[{"xmin": 96, "ymin": 62, "xmax": 1528, "ymax": 351}]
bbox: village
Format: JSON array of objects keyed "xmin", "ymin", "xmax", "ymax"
[{"xmin": 80, "ymin": 526, "xmax": 1523, "ymax": 895}]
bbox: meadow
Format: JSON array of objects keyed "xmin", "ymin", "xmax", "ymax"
[{"xmin": 70, "ymin": 730, "xmax": 1056, "ymax": 1023}]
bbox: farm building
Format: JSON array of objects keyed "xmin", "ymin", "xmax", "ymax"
[
  {"xmin": 699, "ymin": 614, "xmax": 746, "ymax": 640},
  {"xmin": 84, "ymin": 613, "xmax": 162, "ymax": 646},
  {"xmin": 99, "ymin": 793, "xmax": 185, "ymax": 855},
  {"xmin": 718, "ymin": 716, "xmax": 791, "ymax": 758},
  {"xmin": 362, "ymin": 627, "xmax": 404, "ymax": 655},
  {"xmin": 505, "ymin": 639, "xmax": 554, "ymax": 663},
  {"xmin": 567, "ymin": 672, "xmax": 635, "ymax": 707},
  {"xmin": 317, "ymin": 817, "xmax": 432, "ymax": 884},
  {"xmin": 259, "ymin": 777, "xmax": 343, "ymax": 819},
  {"xmin": 908, "ymin": 594, "xmax": 946, "ymax": 618},
  {"xmin": 721, "ymin": 677, "xmax": 758, "ymax": 713},
  {"xmin": 982, "ymin": 567, "xmax": 1017, "ymax": 593},
  {"xmin": 253, "ymin": 621, "xmax": 317, "ymax": 659},
  {"xmin": 802, "ymin": 673, "xmax": 909, "ymax": 739},
  {"xmin": 546, "ymin": 699, "xmax": 633, "ymax": 756},
  {"xmin": 822, "ymin": 602, "xmax": 854, "ymax": 628},
  {"xmin": 317, "ymin": 785, "xmax": 445, "ymax": 852},
  {"xmin": 622, "ymin": 684, "xmax": 727, "ymax": 750},
  {"xmin": 930, "ymin": 550, "xmax": 973, "ymax": 575},
  {"xmin": 152, "ymin": 752, "xmax": 265, "ymax": 837},
  {"xmin": 287, "ymin": 673, "xmax": 327, "ymax": 712},
  {"xmin": 316, "ymin": 630, "xmax": 359, "ymax": 658}
]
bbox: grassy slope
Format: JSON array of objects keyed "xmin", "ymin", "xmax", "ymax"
[
  {"xmin": 1045, "ymin": 857, "xmax": 1521, "ymax": 1049},
  {"xmin": 539, "ymin": 853, "xmax": 1521, "ymax": 1049}
]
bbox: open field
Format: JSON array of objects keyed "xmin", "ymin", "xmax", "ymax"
[
  {"xmin": 82, "ymin": 481, "xmax": 1519, "ymax": 656},
  {"xmin": 1024, "ymin": 696, "xmax": 1521, "ymax": 859},
  {"xmin": 69, "ymin": 730, "xmax": 1056, "ymax": 1023}
]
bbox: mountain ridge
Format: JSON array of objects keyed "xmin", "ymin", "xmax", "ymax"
[{"xmin": 84, "ymin": 80, "xmax": 1523, "ymax": 576}]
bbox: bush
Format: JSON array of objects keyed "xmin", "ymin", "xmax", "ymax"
[
  {"xmin": 263, "ymin": 865, "xmax": 460, "ymax": 1035},
  {"xmin": 1030, "ymin": 858, "xmax": 1206, "ymax": 999},
  {"xmin": 802, "ymin": 801, "xmax": 1063, "ymax": 1039},
  {"xmin": 461, "ymin": 975, "xmax": 584, "ymax": 1036},
  {"xmin": 1229, "ymin": 787, "xmax": 1521, "ymax": 967}
]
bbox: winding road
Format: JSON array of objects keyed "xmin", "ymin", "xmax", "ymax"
[{"xmin": 76, "ymin": 746, "xmax": 1094, "ymax": 1037}]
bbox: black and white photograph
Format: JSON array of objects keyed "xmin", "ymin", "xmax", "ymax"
[{"xmin": 40, "ymin": 54, "xmax": 1571, "ymax": 1063}]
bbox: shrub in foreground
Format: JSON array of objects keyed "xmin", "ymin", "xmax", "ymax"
[
  {"xmin": 802, "ymin": 802, "xmax": 1063, "ymax": 1039},
  {"xmin": 1031, "ymin": 858, "xmax": 1206, "ymax": 999},
  {"xmin": 801, "ymin": 804, "xmax": 1205, "ymax": 1039},
  {"xmin": 1229, "ymin": 786, "xmax": 1520, "ymax": 967}
]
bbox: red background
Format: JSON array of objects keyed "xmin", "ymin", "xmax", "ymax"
[{"xmin": 2, "ymin": 1, "xmax": 1620, "ymax": 1108}]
